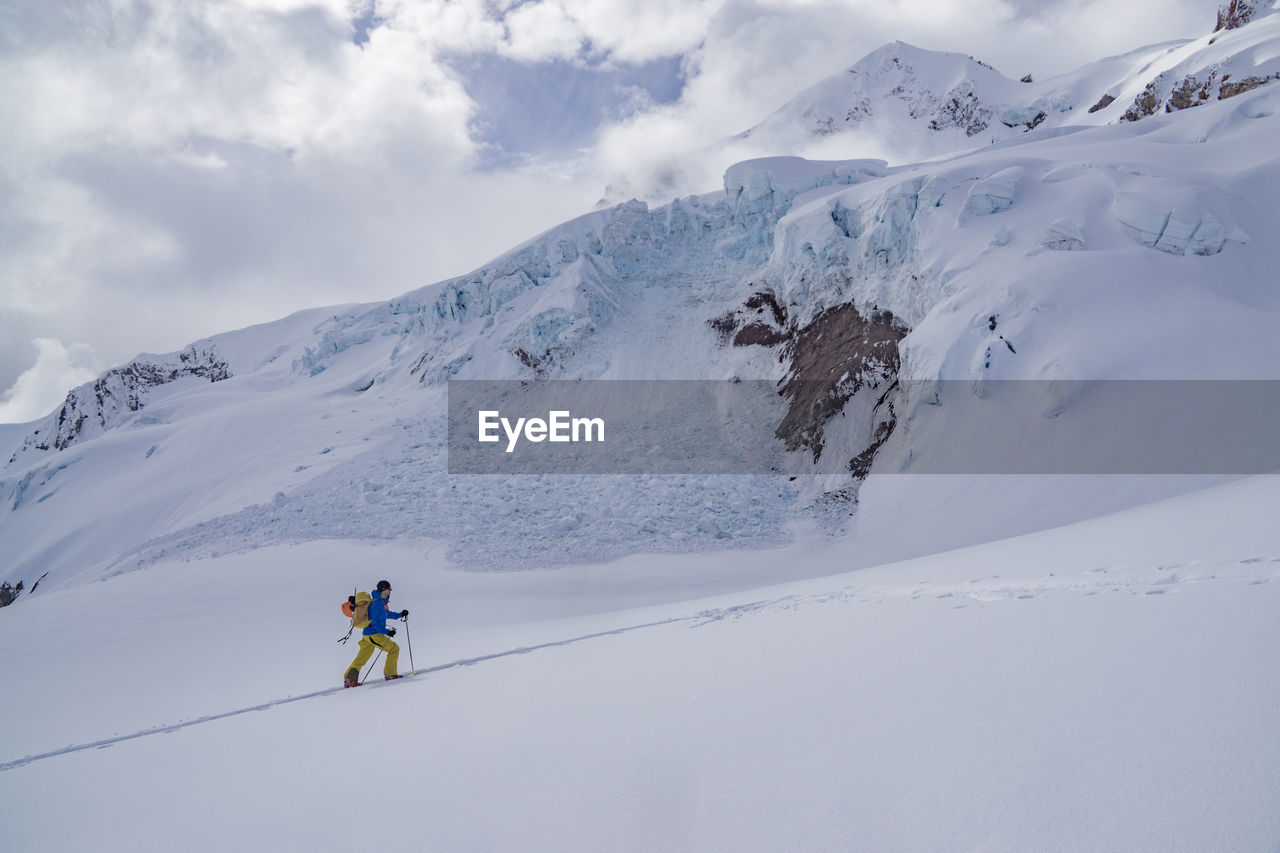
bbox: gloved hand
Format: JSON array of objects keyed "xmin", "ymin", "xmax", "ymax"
[
  {"xmin": 387, "ymin": 627, "xmax": 397, "ymax": 637},
  {"xmin": 400, "ymin": 609, "xmax": 409, "ymax": 619}
]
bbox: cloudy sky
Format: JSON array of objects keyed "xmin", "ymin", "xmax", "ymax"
[{"xmin": 0, "ymin": 0, "xmax": 1211, "ymax": 422}]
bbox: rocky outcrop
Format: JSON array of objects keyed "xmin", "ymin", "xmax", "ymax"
[
  {"xmin": 1123, "ymin": 70, "xmax": 1279, "ymax": 121},
  {"xmin": 709, "ymin": 288, "xmax": 791, "ymax": 348},
  {"xmin": 1122, "ymin": 83, "xmax": 1162, "ymax": 121},
  {"xmin": 7, "ymin": 344, "xmax": 230, "ymax": 462},
  {"xmin": 1215, "ymin": 0, "xmax": 1258, "ymax": 31},
  {"xmin": 1219, "ymin": 73, "xmax": 1280, "ymax": 98},
  {"xmin": 709, "ymin": 286, "xmax": 906, "ymax": 472},
  {"xmin": 1167, "ymin": 75, "xmax": 1215, "ymax": 111},
  {"xmin": 774, "ymin": 304, "xmax": 905, "ymax": 463},
  {"xmin": 1088, "ymin": 94, "xmax": 1116, "ymax": 113},
  {"xmin": 928, "ymin": 83, "xmax": 993, "ymax": 136},
  {"xmin": 1120, "ymin": 2, "xmax": 1280, "ymax": 128}
]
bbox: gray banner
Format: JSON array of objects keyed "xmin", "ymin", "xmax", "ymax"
[{"xmin": 447, "ymin": 379, "xmax": 1280, "ymax": 475}]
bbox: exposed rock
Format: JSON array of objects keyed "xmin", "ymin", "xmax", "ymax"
[
  {"xmin": 9, "ymin": 345, "xmax": 231, "ymax": 461},
  {"xmin": 774, "ymin": 304, "xmax": 906, "ymax": 461},
  {"xmin": 707, "ymin": 289, "xmax": 907, "ymax": 473},
  {"xmin": 709, "ymin": 288, "xmax": 791, "ymax": 349},
  {"xmin": 1122, "ymin": 84, "xmax": 1161, "ymax": 121},
  {"xmin": 1123, "ymin": 66, "xmax": 1279, "ymax": 123},
  {"xmin": 1167, "ymin": 75, "xmax": 1214, "ymax": 111},
  {"xmin": 1020, "ymin": 74, "xmax": 1034, "ymax": 83},
  {"xmin": 1220, "ymin": 74, "xmax": 1279, "ymax": 98},
  {"xmin": 707, "ymin": 312, "xmax": 739, "ymax": 345},
  {"xmin": 1088, "ymin": 93, "xmax": 1116, "ymax": 113},
  {"xmin": 807, "ymin": 113, "xmax": 837, "ymax": 136},
  {"xmin": 733, "ymin": 324, "xmax": 789, "ymax": 347},
  {"xmin": 512, "ymin": 347, "xmax": 546, "ymax": 373},
  {"xmin": 848, "ymin": 399, "xmax": 898, "ymax": 479},
  {"xmin": 844, "ymin": 98, "xmax": 873, "ymax": 122},
  {"xmin": 1215, "ymin": 0, "xmax": 1257, "ymax": 31},
  {"xmin": 745, "ymin": 290, "xmax": 788, "ymax": 326},
  {"xmin": 928, "ymin": 83, "xmax": 992, "ymax": 136}
]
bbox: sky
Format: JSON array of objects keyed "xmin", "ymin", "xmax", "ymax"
[{"xmin": 0, "ymin": 0, "xmax": 1213, "ymax": 423}]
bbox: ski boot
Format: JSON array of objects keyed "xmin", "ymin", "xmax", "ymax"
[{"xmin": 384, "ymin": 673, "xmax": 403, "ymax": 681}]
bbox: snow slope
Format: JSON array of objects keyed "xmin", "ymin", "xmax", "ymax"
[{"xmin": 1, "ymin": 474, "xmax": 1278, "ymax": 851}]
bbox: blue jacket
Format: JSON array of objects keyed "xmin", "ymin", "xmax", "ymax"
[{"xmin": 363, "ymin": 592, "xmax": 403, "ymax": 636}]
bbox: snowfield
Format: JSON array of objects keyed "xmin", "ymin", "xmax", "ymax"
[{"xmin": 1, "ymin": 474, "xmax": 1278, "ymax": 851}]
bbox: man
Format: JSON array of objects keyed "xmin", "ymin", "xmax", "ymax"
[{"xmin": 343, "ymin": 579, "xmax": 409, "ymax": 687}]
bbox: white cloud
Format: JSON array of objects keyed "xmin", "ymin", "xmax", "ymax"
[
  {"xmin": 551, "ymin": 0, "xmax": 723, "ymax": 64},
  {"xmin": 501, "ymin": 2, "xmax": 584, "ymax": 61},
  {"xmin": 0, "ymin": 0, "xmax": 1214, "ymax": 400},
  {"xmin": 584, "ymin": 0, "xmax": 1209, "ymax": 199},
  {"xmin": 0, "ymin": 0, "xmax": 594, "ymax": 391},
  {"xmin": 0, "ymin": 339, "xmax": 105, "ymax": 424}
]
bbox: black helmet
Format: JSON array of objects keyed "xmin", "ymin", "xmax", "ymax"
[{"xmin": 376, "ymin": 580, "xmax": 392, "ymax": 592}]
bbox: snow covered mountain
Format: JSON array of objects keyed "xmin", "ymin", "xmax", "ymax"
[
  {"xmin": 732, "ymin": 40, "xmax": 1063, "ymax": 162},
  {"xmin": 2, "ymin": 5, "xmax": 1279, "ymax": 850},
  {"xmin": 3, "ymin": 4, "xmax": 1280, "ymax": 596},
  {"xmin": 718, "ymin": 0, "xmax": 1280, "ymax": 167},
  {"xmin": 3, "ymin": 474, "xmax": 1278, "ymax": 851}
]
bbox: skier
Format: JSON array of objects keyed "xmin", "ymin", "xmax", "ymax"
[{"xmin": 343, "ymin": 579, "xmax": 409, "ymax": 687}]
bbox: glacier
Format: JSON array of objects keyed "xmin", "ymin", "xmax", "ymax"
[{"xmin": 2, "ymin": 7, "xmax": 1280, "ymax": 594}]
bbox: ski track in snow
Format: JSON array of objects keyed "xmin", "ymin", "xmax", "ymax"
[
  {"xmin": 5, "ymin": 555, "xmax": 1274, "ymax": 774},
  {"xmin": 0, "ymin": 615, "xmax": 691, "ymax": 773}
]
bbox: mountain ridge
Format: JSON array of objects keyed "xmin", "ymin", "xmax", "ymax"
[{"xmin": 3, "ymin": 6, "xmax": 1279, "ymax": 593}]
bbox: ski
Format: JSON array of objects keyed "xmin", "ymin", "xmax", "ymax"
[{"xmin": 345, "ymin": 670, "xmax": 423, "ymax": 690}]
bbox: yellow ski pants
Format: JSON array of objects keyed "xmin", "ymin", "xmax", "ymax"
[{"xmin": 345, "ymin": 633, "xmax": 400, "ymax": 681}]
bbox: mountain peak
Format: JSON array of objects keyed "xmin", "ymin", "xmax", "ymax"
[{"xmin": 732, "ymin": 41, "xmax": 1038, "ymax": 164}]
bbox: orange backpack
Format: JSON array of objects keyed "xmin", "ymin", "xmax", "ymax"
[{"xmin": 341, "ymin": 589, "xmax": 372, "ymax": 630}]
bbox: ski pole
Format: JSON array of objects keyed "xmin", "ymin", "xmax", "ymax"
[
  {"xmin": 363, "ymin": 648, "xmax": 381, "ymax": 681},
  {"xmin": 402, "ymin": 615, "xmax": 414, "ymax": 671}
]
